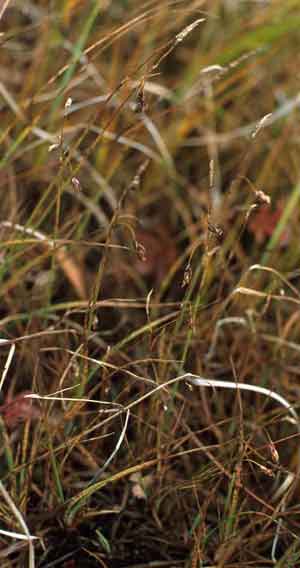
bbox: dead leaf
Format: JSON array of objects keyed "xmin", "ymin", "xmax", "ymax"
[
  {"xmin": 129, "ymin": 472, "xmax": 153, "ymax": 499},
  {"xmin": 56, "ymin": 247, "xmax": 87, "ymax": 300}
]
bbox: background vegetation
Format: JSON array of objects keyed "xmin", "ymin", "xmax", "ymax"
[{"xmin": 1, "ymin": 0, "xmax": 300, "ymax": 566}]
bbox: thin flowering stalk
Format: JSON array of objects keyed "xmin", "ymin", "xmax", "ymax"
[
  {"xmin": 0, "ymin": 481, "xmax": 36, "ymax": 568},
  {"xmin": 184, "ymin": 373, "xmax": 299, "ymax": 424},
  {"xmin": 72, "ymin": 372, "xmax": 299, "ymax": 442},
  {"xmin": 205, "ymin": 317, "xmax": 249, "ymax": 361},
  {"xmin": 25, "ymin": 392, "xmax": 121, "ymax": 413},
  {"xmin": 0, "ymin": 221, "xmax": 55, "ymax": 248},
  {"xmin": 66, "ymin": 410, "xmax": 131, "ymax": 523},
  {"xmin": 89, "ymin": 409, "xmax": 130, "ymax": 484},
  {"xmin": 0, "ymin": 344, "xmax": 15, "ymax": 392}
]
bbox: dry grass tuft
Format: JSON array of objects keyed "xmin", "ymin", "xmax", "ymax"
[{"xmin": 1, "ymin": 1, "xmax": 300, "ymax": 566}]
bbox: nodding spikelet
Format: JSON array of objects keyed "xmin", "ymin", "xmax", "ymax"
[
  {"xmin": 254, "ymin": 189, "xmax": 271, "ymax": 206},
  {"xmin": 251, "ymin": 113, "xmax": 272, "ymax": 138},
  {"xmin": 129, "ymin": 159, "xmax": 150, "ymax": 191},
  {"xmin": 152, "ymin": 18, "xmax": 206, "ymax": 73},
  {"xmin": 175, "ymin": 18, "xmax": 206, "ymax": 44},
  {"xmin": 134, "ymin": 78, "xmax": 147, "ymax": 113},
  {"xmin": 245, "ymin": 188, "xmax": 271, "ymax": 222},
  {"xmin": 48, "ymin": 142, "xmax": 60, "ymax": 152},
  {"xmin": 270, "ymin": 444, "xmax": 280, "ymax": 464},
  {"xmin": 255, "ymin": 463, "xmax": 275, "ymax": 478},
  {"xmin": 64, "ymin": 97, "xmax": 73, "ymax": 110},
  {"xmin": 201, "ymin": 64, "xmax": 225, "ymax": 76},
  {"xmin": 265, "ymin": 431, "xmax": 280, "ymax": 463},
  {"xmin": 135, "ymin": 240, "xmax": 147, "ymax": 262},
  {"xmin": 182, "ymin": 263, "xmax": 192, "ymax": 288},
  {"xmin": 71, "ymin": 177, "xmax": 81, "ymax": 192},
  {"xmin": 48, "ymin": 136, "xmax": 61, "ymax": 152},
  {"xmin": 208, "ymin": 221, "xmax": 224, "ymax": 242}
]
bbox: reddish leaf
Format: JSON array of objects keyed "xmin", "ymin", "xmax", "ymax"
[
  {"xmin": 0, "ymin": 391, "xmax": 41, "ymax": 429},
  {"xmin": 248, "ymin": 201, "xmax": 290, "ymax": 245},
  {"xmin": 134, "ymin": 227, "xmax": 177, "ymax": 284}
]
